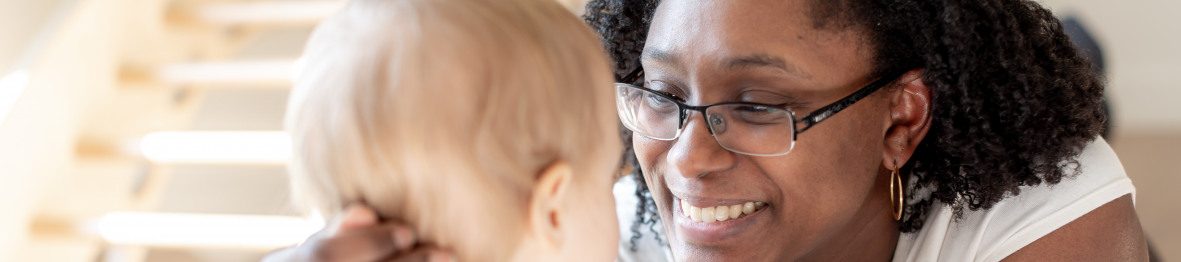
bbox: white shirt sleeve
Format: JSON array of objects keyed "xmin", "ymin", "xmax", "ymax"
[{"xmin": 894, "ymin": 137, "xmax": 1136, "ymax": 262}]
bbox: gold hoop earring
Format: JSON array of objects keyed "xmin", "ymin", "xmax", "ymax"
[{"xmin": 890, "ymin": 166, "xmax": 904, "ymax": 221}]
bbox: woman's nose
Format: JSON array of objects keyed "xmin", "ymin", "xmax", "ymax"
[{"xmin": 666, "ymin": 112, "xmax": 736, "ymax": 179}]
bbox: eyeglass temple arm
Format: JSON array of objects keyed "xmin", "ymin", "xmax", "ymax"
[
  {"xmin": 621, "ymin": 67, "xmax": 644, "ymax": 84},
  {"xmin": 795, "ymin": 70, "xmax": 906, "ymax": 134}
]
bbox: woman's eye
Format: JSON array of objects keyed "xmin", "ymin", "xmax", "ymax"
[
  {"xmin": 656, "ymin": 90, "xmax": 683, "ymax": 101},
  {"xmin": 735, "ymin": 105, "xmax": 773, "ymax": 112},
  {"xmin": 732, "ymin": 105, "xmax": 788, "ymax": 124},
  {"xmin": 645, "ymin": 93, "xmax": 677, "ymax": 109},
  {"xmin": 737, "ymin": 89, "xmax": 801, "ymax": 109},
  {"xmin": 734, "ymin": 105, "xmax": 778, "ymax": 116},
  {"xmin": 646, "ymin": 81, "xmax": 686, "ymax": 102}
]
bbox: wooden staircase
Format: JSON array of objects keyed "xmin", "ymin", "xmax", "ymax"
[{"xmin": 0, "ymin": 1, "xmax": 340, "ymax": 261}]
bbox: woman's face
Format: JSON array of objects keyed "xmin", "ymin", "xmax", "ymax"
[{"xmin": 636, "ymin": 0, "xmax": 897, "ymax": 260}]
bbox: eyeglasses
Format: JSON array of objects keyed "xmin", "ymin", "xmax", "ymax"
[{"xmin": 614, "ymin": 67, "xmax": 905, "ymax": 156}]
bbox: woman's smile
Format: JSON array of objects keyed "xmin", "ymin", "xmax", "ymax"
[{"xmin": 672, "ymin": 196, "xmax": 770, "ymax": 243}]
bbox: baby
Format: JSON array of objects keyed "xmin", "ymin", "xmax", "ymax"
[{"xmin": 284, "ymin": 0, "xmax": 621, "ymax": 261}]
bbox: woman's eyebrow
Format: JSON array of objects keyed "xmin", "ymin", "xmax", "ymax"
[
  {"xmin": 640, "ymin": 50, "xmax": 812, "ymax": 80},
  {"xmin": 641, "ymin": 48, "xmax": 678, "ymax": 65},
  {"xmin": 723, "ymin": 54, "xmax": 811, "ymax": 79}
]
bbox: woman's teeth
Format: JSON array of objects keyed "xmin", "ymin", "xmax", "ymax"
[{"xmin": 679, "ymin": 198, "xmax": 766, "ymax": 223}]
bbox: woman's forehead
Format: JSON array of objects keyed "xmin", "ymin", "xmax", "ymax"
[
  {"xmin": 647, "ymin": 0, "xmax": 814, "ymax": 41},
  {"xmin": 644, "ymin": 0, "xmax": 874, "ymax": 87}
]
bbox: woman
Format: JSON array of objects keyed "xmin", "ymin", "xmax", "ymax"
[
  {"xmin": 270, "ymin": 0, "xmax": 1149, "ymax": 261},
  {"xmin": 598, "ymin": 0, "xmax": 1147, "ymax": 261}
]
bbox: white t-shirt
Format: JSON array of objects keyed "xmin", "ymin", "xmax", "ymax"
[
  {"xmin": 893, "ymin": 137, "xmax": 1135, "ymax": 261},
  {"xmin": 614, "ymin": 137, "xmax": 1133, "ymax": 262}
]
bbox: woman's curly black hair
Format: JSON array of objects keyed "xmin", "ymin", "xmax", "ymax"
[{"xmin": 584, "ymin": 0, "xmax": 1107, "ymax": 249}]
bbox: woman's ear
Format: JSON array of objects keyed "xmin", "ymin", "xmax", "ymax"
[
  {"xmin": 527, "ymin": 161, "xmax": 573, "ymax": 251},
  {"xmin": 883, "ymin": 69, "xmax": 932, "ymax": 168}
]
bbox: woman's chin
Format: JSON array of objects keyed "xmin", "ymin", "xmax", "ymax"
[{"xmin": 665, "ymin": 204, "xmax": 781, "ymax": 261}]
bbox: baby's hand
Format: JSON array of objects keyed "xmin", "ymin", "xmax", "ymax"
[{"xmin": 262, "ymin": 205, "xmax": 453, "ymax": 262}]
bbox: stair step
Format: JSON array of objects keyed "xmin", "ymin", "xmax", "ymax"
[
  {"xmin": 195, "ymin": 1, "xmax": 343, "ymax": 26},
  {"xmin": 154, "ymin": 60, "xmax": 294, "ymax": 86}
]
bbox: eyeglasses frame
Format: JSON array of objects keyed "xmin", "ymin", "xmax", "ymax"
[{"xmin": 616, "ymin": 67, "xmax": 908, "ymax": 156}]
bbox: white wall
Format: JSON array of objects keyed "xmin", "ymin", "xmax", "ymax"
[
  {"xmin": 0, "ymin": 0, "xmax": 68, "ymax": 71},
  {"xmin": 0, "ymin": 0, "xmax": 72, "ymax": 259},
  {"xmin": 1039, "ymin": 0, "xmax": 1181, "ymax": 132},
  {"xmin": 0, "ymin": 0, "xmax": 123, "ymax": 260}
]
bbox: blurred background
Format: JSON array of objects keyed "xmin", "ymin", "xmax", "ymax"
[{"xmin": 0, "ymin": 0, "xmax": 1175, "ymax": 261}]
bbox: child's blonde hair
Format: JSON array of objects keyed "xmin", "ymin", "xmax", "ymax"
[{"xmin": 285, "ymin": 0, "xmax": 616, "ymax": 260}]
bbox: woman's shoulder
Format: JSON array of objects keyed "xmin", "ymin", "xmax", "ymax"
[{"xmin": 894, "ymin": 137, "xmax": 1139, "ymax": 262}]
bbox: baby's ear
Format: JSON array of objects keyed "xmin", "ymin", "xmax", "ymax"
[{"xmin": 528, "ymin": 161, "xmax": 573, "ymax": 251}]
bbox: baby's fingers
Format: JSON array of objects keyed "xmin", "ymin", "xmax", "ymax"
[
  {"xmin": 300, "ymin": 223, "xmax": 416, "ymax": 262},
  {"xmin": 382, "ymin": 247, "xmax": 453, "ymax": 262}
]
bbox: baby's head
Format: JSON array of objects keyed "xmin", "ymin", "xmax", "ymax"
[{"xmin": 285, "ymin": 0, "xmax": 621, "ymax": 261}]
